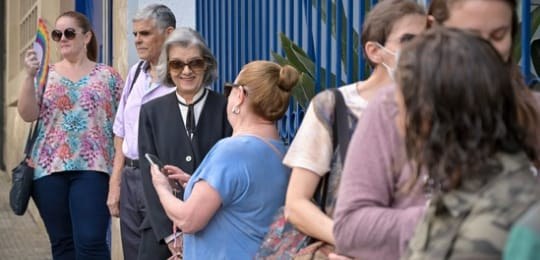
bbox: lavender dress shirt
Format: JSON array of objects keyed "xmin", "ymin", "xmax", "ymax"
[{"xmin": 113, "ymin": 61, "xmax": 175, "ymax": 160}]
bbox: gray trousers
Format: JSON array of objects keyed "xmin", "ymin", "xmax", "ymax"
[
  {"xmin": 119, "ymin": 166, "xmax": 145, "ymax": 260},
  {"xmin": 119, "ymin": 166, "xmax": 170, "ymax": 260}
]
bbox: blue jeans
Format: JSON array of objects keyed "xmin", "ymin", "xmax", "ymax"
[{"xmin": 32, "ymin": 171, "xmax": 111, "ymax": 260}]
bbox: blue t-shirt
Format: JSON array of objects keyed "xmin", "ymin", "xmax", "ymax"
[{"xmin": 183, "ymin": 135, "xmax": 290, "ymax": 260}]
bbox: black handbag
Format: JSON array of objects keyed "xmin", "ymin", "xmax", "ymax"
[
  {"xmin": 10, "ymin": 83, "xmax": 46, "ymax": 216},
  {"xmin": 10, "ymin": 156, "xmax": 35, "ymax": 215},
  {"xmin": 10, "ymin": 122, "xmax": 39, "ymax": 215}
]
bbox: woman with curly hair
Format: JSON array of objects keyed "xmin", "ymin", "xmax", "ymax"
[
  {"xmin": 333, "ymin": 0, "xmax": 540, "ymax": 259},
  {"xmin": 399, "ymin": 27, "xmax": 540, "ymax": 259}
]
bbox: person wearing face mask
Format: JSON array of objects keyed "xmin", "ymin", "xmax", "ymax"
[
  {"xmin": 281, "ymin": 0, "xmax": 425, "ymax": 257},
  {"xmin": 137, "ymin": 27, "xmax": 232, "ymax": 259},
  {"xmin": 375, "ymin": 42, "xmax": 400, "ymax": 81},
  {"xmin": 332, "ymin": 0, "xmax": 540, "ymax": 259}
]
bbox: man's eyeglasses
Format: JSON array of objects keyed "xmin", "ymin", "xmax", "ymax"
[
  {"xmin": 224, "ymin": 82, "xmax": 248, "ymax": 98},
  {"xmin": 51, "ymin": 28, "xmax": 79, "ymax": 42},
  {"xmin": 168, "ymin": 58, "xmax": 207, "ymax": 73}
]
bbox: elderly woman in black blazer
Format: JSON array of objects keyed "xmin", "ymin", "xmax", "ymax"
[{"xmin": 137, "ymin": 27, "xmax": 231, "ymax": 259}]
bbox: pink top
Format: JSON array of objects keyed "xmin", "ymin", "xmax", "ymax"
[
  {"xmin": 333, "ymin": 86, "xmax": 427, "ymax": 260},
  {"xmin": 31, "ymin": 63, "xmax": 123, "ymax": 179},
  {"xmin": 533, "ymin": 91, "xmax": 540, "ymax": 163}
]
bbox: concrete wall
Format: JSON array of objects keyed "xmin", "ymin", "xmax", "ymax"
[
  {"xmin": 3, "ymin": 0, "xmax": 74, "ymax": 248},
  {"xmin": 4, "ymin": 0, "xmax": 73, "ymax": 176}
]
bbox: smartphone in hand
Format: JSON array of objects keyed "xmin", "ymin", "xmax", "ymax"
[
  {"xmin": 145, "ymin": 153, "xmax": 182, "ymax": 193},
  {"xmin": 145, "ymin": 153, "xmax": 164, "ymax": 171}
]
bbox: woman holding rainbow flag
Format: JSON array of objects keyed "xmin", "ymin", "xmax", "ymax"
[{"xmin": 17, "ymin": 11, "xmax": 123, "ymax": 260}]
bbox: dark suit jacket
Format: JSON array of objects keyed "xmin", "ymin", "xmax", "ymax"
[{"xmin": 138, "ymin": 89, "xmax": 232, "ymax": 243}]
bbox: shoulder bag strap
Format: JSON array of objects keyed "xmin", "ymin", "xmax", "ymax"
[
  {"xmin": 333, "ymin": 88, "xmax": 355, "ymax": 159},
  {"xmin": 24, "ymin": 66, "xmax": 48, "ymax": 157},
  {"xmin": 317, "ymin": 89, "xmax": 350, "ymax": 211},
  {"xmin": 128, "ymin": 61, "xmax": 144, "ymax": 97}
]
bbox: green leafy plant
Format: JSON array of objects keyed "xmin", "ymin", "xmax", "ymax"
[
  {"xmin": 272, "ymin": 33, "xmax": 338, "ymax": 109},
  {"xmin": 275, "ymin": 1, "xmax": 540, "ymax": 107},
  {"xmin": 272, "ymin": 0, "xmax": 362, "ymax": 109}
]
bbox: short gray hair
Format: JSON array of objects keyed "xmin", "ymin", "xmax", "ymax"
[
  {"xmin": 133, "ymin": 4, "xmax": 176, "ymax": 31},
  {"xmin": 157, "ymin": 27, "xmax": 218, "ymax": 87}
]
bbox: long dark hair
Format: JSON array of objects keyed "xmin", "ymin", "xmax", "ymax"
[
  {"xmin": 428, "ymin": 0, "xmax": 540, "ymax": 168},
  {"xmin": 398, "ymin": 27, "xmax": 535, "ymax": 192},
  {"xmin": 57, "ymin": 11, "xmax": 98, "ymax": 62}
]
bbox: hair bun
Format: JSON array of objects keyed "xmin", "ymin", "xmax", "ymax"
[{"xmin": 277, "ymin": 65, "xmax": 300, "ymax": 92}]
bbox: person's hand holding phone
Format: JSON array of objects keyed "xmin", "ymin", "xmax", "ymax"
[
  {"xmin": 150, "ymin": 166, "xmax": 171, "ymax": 194},
  {"xmin": 146, "ymin": 153, "xmax": 189, "ymax": 194},
  {"xmin": 146, "ymin": 153, "xmax": 173, "ymax": 193},
  {"xmin": 145, "ymin": 153, "xmax": 164, "ymax": 171},
  {"xmin": 162, "ymin": 165, "xmax": 191, "ymax": 188}
]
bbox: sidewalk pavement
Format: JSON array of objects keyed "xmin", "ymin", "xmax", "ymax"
[{"xmin": 0, "ymin": 171, "xmax": 51, "ymax": 259}]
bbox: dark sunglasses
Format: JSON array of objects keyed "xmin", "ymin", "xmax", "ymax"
[
  {"xmin": 168, "ymin": 58, "xmax": 207, "ymax": 73},
  {"xmin": 51, "ymin": 28, "xmax": 79, "ymax": 42},
  {"xmin": 224, "ymin": 82, "xmax": 248, "ymax": 97}
]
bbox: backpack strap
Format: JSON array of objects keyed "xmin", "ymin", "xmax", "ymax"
[
  {"xmin": 317, "ymin": 88, "xmax": 356, "ymax": 211},
  {"xmin": 25, "ymin": 65, "xmax": 49, "ymax": 157},
  {"xmin": 333, "ymin": 88, "xmax": 355, "ymax": 160},
  {"xmin": 128, "ymin": 61, "xmax": 144, "ymax": 97}
]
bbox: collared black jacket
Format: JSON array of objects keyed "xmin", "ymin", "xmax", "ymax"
[{"xmin": 138, "ymin": 89, "xmax": 232, "ymax": 244}]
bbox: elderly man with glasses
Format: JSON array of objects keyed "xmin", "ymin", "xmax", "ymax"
[{"xmin": 108, "ymin": 4, "xmax": 177, "ymax": 260}]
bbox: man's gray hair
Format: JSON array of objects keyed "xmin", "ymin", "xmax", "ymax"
[
  {"xmin": 133, "ymin": 4, "xmax": 176, "ymax": 31},
  {"xmin": 157, "ymin": 27, "xmax": 218, "ymax": 87}
]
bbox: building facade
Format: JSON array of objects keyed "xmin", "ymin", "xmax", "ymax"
[{"xmin": 2, "ymin": 1, "xmax": 195, "ymax": 258}]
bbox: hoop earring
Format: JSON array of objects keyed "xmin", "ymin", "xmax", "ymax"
[{"xmin": 232, "ymin": 106, "xmax": 240, "ymax": 114}]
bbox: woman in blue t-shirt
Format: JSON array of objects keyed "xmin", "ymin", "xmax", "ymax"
[{"xmin": 150, "ymin": 60, "xmax": 299, "ymax": 259}]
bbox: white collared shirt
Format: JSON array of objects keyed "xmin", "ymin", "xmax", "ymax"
[{"xmin": 176, "ymin": 87, "xmax": 209, "ymax": 138}]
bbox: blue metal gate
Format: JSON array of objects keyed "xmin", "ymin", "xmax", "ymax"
[{"xmin": 196, "ymin": 0, "xmax": 536, "ymax": 143}]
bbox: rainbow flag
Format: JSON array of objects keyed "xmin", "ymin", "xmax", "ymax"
[{"xmin": 33, "ymin": 18, "xmax": 50, "ymax": 93}]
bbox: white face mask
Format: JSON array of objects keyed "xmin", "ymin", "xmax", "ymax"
[{"xmin": 376, "ymin": 42, "xmax": 400, "ymax": 81}]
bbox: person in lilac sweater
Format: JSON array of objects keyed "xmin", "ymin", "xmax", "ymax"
[
  {"xmin": 333, "ymin": 0, "xmax": 540, "ymax": 259},
  {"xmin": 333, "ymin": 84, "xmax": 426, "ymax": 260},
  {"xmin": 282, "ymin": 0, "xmax": 426, "ymax": 253}
]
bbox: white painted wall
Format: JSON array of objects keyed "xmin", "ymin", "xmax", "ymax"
[{"xmin": 126, "ymin": 0, "xmax": 196, "ymax": 67}]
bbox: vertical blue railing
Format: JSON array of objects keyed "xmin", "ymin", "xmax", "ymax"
[
  {"xmin": 197, "ymin": 0, "xmax": 537, "ymax": 142},
  {"xmin": 358, "ymin": 0, "xmax": 366, "ymax": 80},
  {"xmin": 346, "ymin": 0, "xmax": 354, "ymax": 83},
  {"xmin": 522, "ymin": 0, "xmax": 532, "ymax": 84},
  {"xmin": 315, "ymin": 0, "xmax": 322, "ymax": 94},
  {"xmin": 336, "ymin": 0, "xmax": 342, "ymax": 87},
  {"xmin": 324, "ymin": 0, "xmax": 332, "ymax": 92}
]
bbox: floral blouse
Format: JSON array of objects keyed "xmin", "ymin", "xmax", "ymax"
[{"xmin": 31, "ymin": 63, "xmax": 124, "ymax": 179}]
